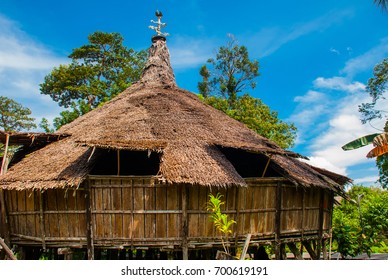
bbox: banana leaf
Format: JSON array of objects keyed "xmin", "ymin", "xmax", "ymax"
[
  {"xmin": 341, "ymin": 133, "xmax": 380, "ymax": 151},
  {"xmin": 367, "ymin": 144, "xmax": 388, "ymax": 158}
]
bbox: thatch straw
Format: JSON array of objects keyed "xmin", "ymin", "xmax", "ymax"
[{"xmin": 0, "ymin": 37, "xmax": 350, "ymax": 192}]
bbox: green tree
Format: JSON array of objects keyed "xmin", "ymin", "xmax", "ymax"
[
  {"xmin": 206, "ymin": 193, "xmax": 236, "ymax": 255},
  {"xmin": 359, "ymin": 58, "xmax": 388, "ymax": 124},
  {"xmin": 198, "ymin": 37, "xmax": 296, "ymax": 149},
  {"xmin": 374, "ymin": 0, "xmax": 388, "ymax": 11},
  {"xmin": 0, "ymin": 96, "xmax": 36, "ymax": 132},
  {"xmin": 40, "ymin": 31, "xmax": 147, "ymax": 129},
  {"xmin": 343, "ymin": 58, "xmax": 388, "ymax": 187},
  {"xmin": 198, "ymin": 35, "xmax": 259, "ymax": 107},
  {"xmin": 332, "ymin": 186, "xmax": 388, "ymax": 258},
  {"xmin": 201, "ymin": 94, "xmax": 297, "ymax": 148}
]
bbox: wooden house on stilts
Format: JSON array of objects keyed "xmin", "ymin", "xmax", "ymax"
[{"xmin": 0, "ymin": 15, "xmax": 351, "ymax": 260}]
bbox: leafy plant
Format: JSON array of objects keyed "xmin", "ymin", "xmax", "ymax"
[{"xmin": 206, "ymin": 193, "xmax": 236, "ymax": 254}]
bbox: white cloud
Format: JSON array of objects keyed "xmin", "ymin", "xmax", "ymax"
[
  {"xmin": 247, "ymin": 9, "xmax": 354, "ymax": 57},
  {"xmin": 0, "ymin": 14, "xmax": 67, "ymax": 126},
  {"xmin": 313, "ymin": 77, "xmax": 365, "ymax": 93},
  {"xmin": 342, "ymin": 37, "xmax": 388, "ymax": 77},
  {"xmin": 294, "ymin": 90, "xmax": 327, "ymax": 103},
  {"xmin": 169, "ymin": 35, "xmax": 216, "ymax": 69},
  {"xmin": 289, "ymin": 39, "xmax": 387, "ymax": 183}
]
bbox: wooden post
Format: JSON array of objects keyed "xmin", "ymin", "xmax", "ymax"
[
  {"xmin": 240, "ymin": 234, "xmax": 251, "ymax": 260},
  {"xmin": 261, "ymin": 155, "xmax": 272, "ymax": 177},
  {"xmin": 302, "ymin": 240, "xmax": 318, "ymax": 260},
  {"xmin": 234, "ymin": 187, "xmax": 241, "ymax": 249},
  {"xmin": 316, "ymin": 189, "xmax": 325, "ymax": 259},
  {"xmin": 322, "ymin": 239, "xmax": 328, "ymax": 260},
  {"xmin": 274, "ymin": 182, "xmax": 282, "ymax": 259},
  {"xmin": 39, "ymin": 191, "xmax": 46, "ymax": 250},
  {"xmin": 0, "ymin": 238, "xmax": 16, "ymax": 260},
  {"xmin": 117, "ymin": 150, "xmax": 121, "ymax": 176},
  {"xmin": 85, "ymin": 178, "xmax": 94, "ymax": 260},
  {"xmin": 287, "ymin": 242, "xmax": 303, "ymax": 260},
  {"xmin": 181, "ymin": 184, "xmax": 188, "ymax": 260},
  {"xmin": 0, "ymin": 133, "xmax": 11, "ymax": 247}
]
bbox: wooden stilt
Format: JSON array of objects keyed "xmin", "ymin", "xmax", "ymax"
[
  {"xmin": 0, "ymin": 238, "xmax": 16, "ymax": 260},
  {"xmin": 322, "ymin": 239, "xmax": 328, "ymax": 260},
  {"xmin": 302, "ymin": 240, "xmax": 318, "ymax": 260},
  {"xmin": 240, "ymin": 233, "xmax": 251, "ymax": 260},
  {"xmin": 85, "ymin": 178, "xmax": 94, "ymax": 260},
  {"xmin": 288, "ymin": 242, "xmax": 303, "ymax": 260},
  {"xmin": 278, "ymin": 243, "xmax": 286, "ymax": 260},
  {"xmin": 181, "ymin": 184, "xmax": 188, "ymax": 260}
]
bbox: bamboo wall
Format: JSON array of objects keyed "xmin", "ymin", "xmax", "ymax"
[{"xmin": 4, "ymin": 176, "xmax": 333, "ymax": 249}]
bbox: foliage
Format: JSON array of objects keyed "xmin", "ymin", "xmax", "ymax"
[
  {"xmin": 198, "ymin": 35, "xmax": 259, "ymax": 107},
  {"xmin": 198, "ymin": 36, "xmax": 296, "ymax": 149},
  {"xmin": 40, "ymin": 31, "xmax": 147, "ymax": 130},
  {"xmin": 200, "ymin": 94, "xmax": 297, "ymax": 148},
  {"xmin": 39, "ymin": 118, "xmax": 54, "ymax": 133},
  {"xmin": 349, "ymin": 57, "xmax": 388, "ymax": 188},
  {"xmin": 206, "ymin": 193, "xmax": 236, "ymax": 254},
  {"xmin": 0, "ymin": 96, "xmax": 36, "ymax": 132},
  {"xmin": 376, "ymin": 153, "xmax": 388, "ymax": 187},
  {"xmin": 359, "ymin": 58, "xmax": 388, "ymax": 124},
  {"xmin": 332, "ymin": 185, "xmax": 388, "ymax": 258},
  {"xmin": 374, "ymin": 0, "xmax": 388, "ymax": 11}
]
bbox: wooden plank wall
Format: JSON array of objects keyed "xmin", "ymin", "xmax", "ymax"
[
  {"xmin": 5, "ymin": 176, "xmax": 334, "ymax": 247},
  {"xmin": 6, "ymin": 188, "xmax": 86, "ymax": 245},
  {"xmin": 90, "ymin": 176, "xmax": 182, "ymax": 246}
]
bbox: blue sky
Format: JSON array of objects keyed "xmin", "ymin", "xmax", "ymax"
[{"xmin": 0, "ymin": 0, "xmax": 387, "ymax": 185}]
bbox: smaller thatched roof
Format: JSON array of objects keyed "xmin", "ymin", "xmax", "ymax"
[{"xmin": 0, "ymin": 131, "xmax": 69, "ymax": 146}]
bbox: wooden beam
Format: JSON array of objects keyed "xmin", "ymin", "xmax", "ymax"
[
  {"xmin": 240, "ymin": 234, "xmax": 251, "ymax": 260},
  {"xmin": 302, "ymin": 240, "xmax": 318, "ymax": 260},
  {"xmin": 261, "ymin": 155, "xmax": 272, "ymax": 177},
  {"xmin": 0, "ymin": 133, "xmax": 11, "ymax": 247},
  {"xmin": 0, "ymin": 238, "xmax": 16, "ymax": 260},
  {"xmin": 181, "ymin": 184, "xmax": 188, "ymax": 260},
  {"xmin": 287, "ymin": 242, "xmax": 303, "ymax": 260},
  {"xmin": 85, "ymin": 178, "xmax": 94, "ymax": 260}
]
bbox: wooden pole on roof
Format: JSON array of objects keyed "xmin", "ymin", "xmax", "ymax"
[{"xmin": 0, "ymin": 133, "xmax": 11, "ymax": 247}]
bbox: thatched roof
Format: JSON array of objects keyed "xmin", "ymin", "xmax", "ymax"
[
  {"xmin": 0, "ymin": 36, "xmax": 350, "ymax": 192},
  {"xmin": 0, "ymin": 131, "xmax": 69, "ymax": 146}
]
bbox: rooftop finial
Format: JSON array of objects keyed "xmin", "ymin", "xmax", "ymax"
[{"xmin": 149, "ymin": 10, "xmax": 169, "ymax": 38}]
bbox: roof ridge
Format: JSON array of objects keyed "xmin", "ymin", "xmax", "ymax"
[{"xmin": 138, "ymin": 36, "xmax": 176, "ymax": 88}]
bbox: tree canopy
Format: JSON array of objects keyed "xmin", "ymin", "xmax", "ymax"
[
  {"xmin": 332, "ymin": 185, "xmax": 388, "ymax": 258},
  {"xmin": 40, "ymin": 31, "xmax": 147, "ymax": 130},
  {"xmin": 198, "ymin": 36, "xmax": 259, "ymax": 107},
  {"xmin": 201, "ymin": 94, "xmax": 297, "ymax": 148},
  {"xmin": 0, "ymin": 96, "xmax": 36, "ymax": 132},
  {"xmin": 198, "ymin": 37, "xmax": 296, "ymax": 149}
]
